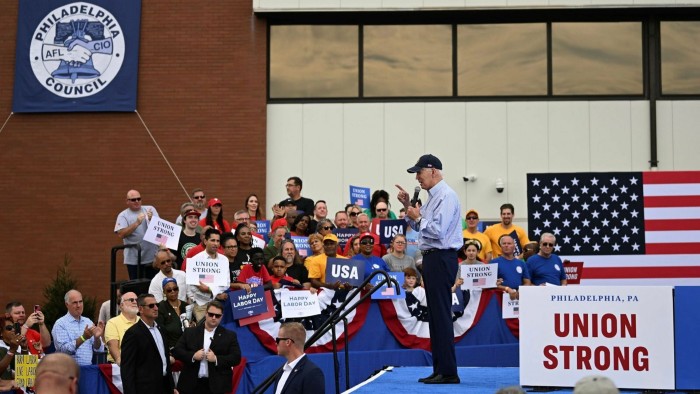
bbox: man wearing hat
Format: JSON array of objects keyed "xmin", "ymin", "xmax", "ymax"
[
  {"xmin": 306, "ymin": 233, "xmax": 349, "ymax": 289},
  {"xmin": 462, "ymin": 209, "xmax": 493, "ymax": 263},
  {"xmin": 174, "ymin": 208, "xmax": 201, "ymax": 268},
  {"xmin": 396, "ymin": 154, "xmax": 462, "ymax": 385}
]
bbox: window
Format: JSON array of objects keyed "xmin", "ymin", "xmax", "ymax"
[
  {"xmin": 269, "ymin": 25, "xmax": 358, "ymax": 98},
  {"xmin": 661, "ymin": 21, "xmax": 700, "ymax": 95},
  {"xmin": 552, "ymin": 22, "xmax": 643, "ymax": 95},
  {"xmin": 458, "ymin": 24, "xmax": 547, "ymax": 96},
  {"xmin": 363, "ymin": 25, "xmax": 452, "ymax": 97}
]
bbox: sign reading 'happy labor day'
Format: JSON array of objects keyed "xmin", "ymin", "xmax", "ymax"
[
  {"xmin": 13, "ymin": 0, "xmax": 142, "ymax": 112},
  {"xmin": 519, "ymin": 286, "xmax": 675, "ymax": 390}
]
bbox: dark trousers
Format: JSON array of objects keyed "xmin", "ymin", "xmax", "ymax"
[
  {"xmin": 422, "ymin": 249, "xmax": 458, "ymax": 376},
  {"xmin": 126, "ymin": 263, "xmax": 158, "ymax": 280},
  {"xmin": 195, "ymin": 377, "xmax": 215, "ymax": 394}
]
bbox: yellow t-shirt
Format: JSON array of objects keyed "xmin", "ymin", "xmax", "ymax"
[
  {"xmin": 305, "ymin": 254, "xmax": 348, "ymax": 283},
  {"xmin": 104, "ymin": 313, "xmax": 139, "ymax": 362},
  {"xmin": 483, "ymin": 223, "xmax": 530, "ymax": 257},
  {"xmin": 461, "ymin": 230, "xmax": 493, "ymax": 262}
]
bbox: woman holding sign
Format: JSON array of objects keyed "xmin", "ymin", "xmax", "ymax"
[{"xmin": 0, "ymin": 315, "xmax": 22, "ymax": 393}]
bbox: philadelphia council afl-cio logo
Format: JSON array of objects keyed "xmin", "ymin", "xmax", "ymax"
[{"xmin": 29, "ymin": 2, "xmax": 125, "ymax": 98}]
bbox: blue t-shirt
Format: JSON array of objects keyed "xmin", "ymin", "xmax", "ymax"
[
  {"xmin": 352, "ymin": 254, "xmax": 390, "ymax": 279},
  {"xmin": 490, "ymin": 256, "xmax": 530, "ymax": 289},
  {"xmin": 527, "ymin": 254, "xmax": 566, "ymax": 286}
]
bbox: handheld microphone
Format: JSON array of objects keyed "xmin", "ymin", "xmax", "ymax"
[{"xmin": 411, "ymin": 186, "xmax": 421, "ymax": 207}]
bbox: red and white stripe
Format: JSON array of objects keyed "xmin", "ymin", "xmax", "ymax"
[{"xmin": 569, "ymin": 171, "xmax": 700, "ymax": 285}]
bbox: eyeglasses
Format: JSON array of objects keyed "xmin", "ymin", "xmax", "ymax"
[
  {"xmin": 3, "ymin": 325, "xmax": 13, "ymax": 332},
  {"xmin": 141, "ymin": 303, "xmax": 157, "ymax": 309},
  {"xmin": 122, "ymin": 298, "xmax": 137, "ymax": 303},
  {"xmin": 541, "ymin": 242, "xmax": 555, "ymax": 247},
  {"xmin": 349, "ymin": 212, "xmax": 360, "ymax": 217},
  {"xmin": 225, "ymin": 245, "xmax": 238, "ymax": 249},
  {"xmin": 128, "ymin": 198, "xmax": 142, "ymax": 202},
  {"xmin": 360, "ymin": 240, "xmax": 374, "ymax": 245},
  {"xmin": 236, "ymin": 217, "xmax": 250, "ymax": 222},
  {"xmin": 376, "ymin": 208, "xmax": 388, "ymax": 212},
  {"xmin": 285, "ymin": 183, "xmax": 298, "ymax": 188},
  {"xmin": 165, "ymin": 287, "xmax": 179, "ymax": 293},
  {"xmin": 275, "ymin": 337, "xmax": 294, "ymax": 344},
  {"xmin": 466, "ymin": 216, "xmax": 478, "ymax": 220},
  {"xmin": 321, "ymin": 226, "xmax": 332, "ymax": 230},
  {"xmin": 193, "ymin": 195, "xmax": 206, "ymax": 199},
  {"xmin": 207, "ymin": 312, "xmax": 222, "ymax": 319},
  {"xmin": 394, "ymin": 241, "xmax": 406, "ymax": 245}
]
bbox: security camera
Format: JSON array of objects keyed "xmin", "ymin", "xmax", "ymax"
[
  {"xmin": 495, "ymin": 178, "xmax": 505, "ymax": 193},
  {"xmin": 462, "ymin": 174, "xmax": 477, "ymax": 183}
]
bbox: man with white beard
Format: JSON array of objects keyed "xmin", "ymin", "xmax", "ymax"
[{"xmin": 104, "ymin": 291, "xmax": 140, "ymax": 365}]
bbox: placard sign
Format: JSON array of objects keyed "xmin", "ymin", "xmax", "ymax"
[
  {"xmin": 502, "ymin": 292, "xmax": 519, "ymax": 319},
  {"xmin": 325, "ymin": 258, "xmax": 364, "ymax": 288},
  {"xmin": 378, "ymin": 220, "xmax": 406, "ymax": 244},
  {"xmin": 349, "ymin": 185, "xmax": 370, "ymax": 209},
  {"xmin": 563, "ymin": 261, "xmax": 584, "ymax": 285},
  {"xmin": 281, "ymin": 290, "xmax": 321, "ymax": 318},
  {"xmin": 230, "ymin": 286, "xmax": 267, "ymax": 320},
  {"xmin": 334, "ymin": 228, "xmax": 358, "ymax": 249},
  {"xmin": 291, "ymin": 236, "xmax": 310, "ymax": 257},
  {"xmin": 186, "ymin": 255, "xmax": 229, "ymax": 286},
  {"xmin": 460, "ymin": 263, "xmax": 498, "ymax": 290},
  {"xmin": 370, "ymin": 272, "xmax": 405, "ymax": 300},
  {"xmin": 15, "ymin": 354, "xmax": 38, "ymax": 388},
  {"xmin": 519, "ymin": 286, "xmax": 675, "ymax": 390},
  {"xmin": 256, "ymin": 220, "xmax": 271, "ymax": 242},
  {"xmin": 144, "ymin": 217, "xmax": 181, "ymax": 250}
]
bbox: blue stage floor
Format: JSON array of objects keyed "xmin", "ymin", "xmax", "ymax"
[{"xmin": 344, "ymin": 367, "xmax": 659, "ymax": 394}]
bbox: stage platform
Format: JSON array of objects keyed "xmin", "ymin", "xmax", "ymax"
[{"xmin": 345, "ymin": 366, "xmax": 656, "ymax": 394}]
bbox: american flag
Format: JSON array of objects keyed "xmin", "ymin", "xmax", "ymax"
[
  {"xmin": 527, "ymin": 171, "xmax": 700, "ymax": 285},
  {"xmin": 472, "ymin": 278, "xmax": 486, "ymax": 286},
  {"xmin": 199, "ymin": 274, "xmax": 214, "ymax": 283},
  {"xmin": 155, "ymin": 233, "xmax": 168, "ymax": 244}
]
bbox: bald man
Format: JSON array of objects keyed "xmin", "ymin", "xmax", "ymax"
[
  {"xmin": 114, "ymin": 189, "xmax": 160, "ymax": 279},
  {"xmin": 34, "ymin": 353, "xmax": 80, "ymax": 393}
]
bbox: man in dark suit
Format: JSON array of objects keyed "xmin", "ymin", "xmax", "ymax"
[
  {"xmin": 120, "ymin": 293, "xmax": 175, "ymax": 394},
  {"xmin": 273, "ymin": 322, "xmax": 325, "ymax": 394},
  {"xmin": 173, "ymin": 300, "xmax": 241, "ymax": 394}
]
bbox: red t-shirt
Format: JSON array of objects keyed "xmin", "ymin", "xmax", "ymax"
[
  {"xmin": 198, "ymin": 218, "xmax": 231, "ymax": 234},
  {"xmin": 25, "ymin": 328, "xmax": 42, "ymax": 355},
  {"xmin": 237, "ymin": 265, "xmax": 271, "ymax": 287}
]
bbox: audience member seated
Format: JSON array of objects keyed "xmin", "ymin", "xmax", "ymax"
[
  {"xmin": 269, "ymin": 256, "xmax": 302, "ymax": 289},
  {"xmin": 491, "ymin": 235, "xmax": 532, "ymax": 300},
  {"xmin": 279, "ymin": 239, "xmax": 313, "ymax": 291},
  {"xmin": 149, "ymin": 250, "xmax": 187, "ymax": 302},
  {"xmin": 237, "ymin": 247, "xmax": 273, "ymax": 291},
  {"xmin": 382, "ymin": 234, "xmax": 418, "ymax": 274},
  {"xmin": 352, "ymin": 233, "xmax": 390, "ymax": 280},
  {"xmin": 527, "ymin": 233, "xmax": 567, "ymax": 286}
]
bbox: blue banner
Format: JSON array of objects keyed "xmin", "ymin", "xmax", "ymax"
[
  {"xmin": 13, "ymin": 0, "xmax": 142, "ymax": 112},
  {"xmin": 378, "ymin": 219, "xmax": 407, "ymax": 244},
  {"xmin": 230, "ymin": 286, "xmax": 267, "ymax": 320},
  {"xmin": 325, "ymin": 257, "xmax": 364, "ymax": 288},
  {"xmin": 291, "ymin": 236, "xmax": 310, "ymax": 258},
  {"xmin": 333, "ymin": 227, "xmax": 358, "ymax": 249},
  {"xmin": 349, "ymin": 185, "xmax": 370, "ymax": 209},
  {"xmin": 370, "ymin": 272, "xmax": 405, "ymax": 300},
  {"xmin": 255, "ymin": 220, "xmax": 271, "ymax": 243}
]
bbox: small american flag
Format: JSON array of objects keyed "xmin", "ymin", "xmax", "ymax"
[
  {"xmin": 355, "ymin": 199, "xmax": 364, "ymax": 206},
  {"xmin": 513, "ymin": 306, "xmax": 519, "ymax": 314},
  {"xmin": 381, "ymin": 287, "xmax": 395, "ymax": 296},
  {"xmin": 472, "ymin": 278, "xmax": 486, "ymax": 286},
  {"xmin": 155, "ymin": 233, "xmax": 168, "ymax": 244},
  {"xmin": 199, "ymin": 274, "xmax": 214, "ymax": 282}
]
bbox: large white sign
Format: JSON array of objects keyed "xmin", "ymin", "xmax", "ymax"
[
  {"xmin": 519, "ymin": 286, "xmax": 674, "ymax": 390},
  {"xmin": 144, "ymin": 217, "xmax": 181, "ymax": 250},
  {"xmin": 280, "ymin": 290, "xmax": 321, "ymax": 319},
  {"xmin": 460, "ymin": 263, "xmax": 498, "ymax": 290}
]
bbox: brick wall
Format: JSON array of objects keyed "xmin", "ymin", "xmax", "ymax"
[{"xmin": 0, "ymin": 2, "xmax": 268, "ymax": 315}]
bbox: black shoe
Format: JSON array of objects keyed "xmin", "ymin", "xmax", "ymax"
[
  {"xmin": 418, "ymin": 373, "xmax": 437, "ymax": 383},
  {"xmin": 423, "ymin": 375, "xmax": 460, "ymax": 384}
]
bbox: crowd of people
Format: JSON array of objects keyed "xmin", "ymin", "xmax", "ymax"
[{"xmin": 1, "ymin": 173, "xmax": 574, "ymax": 393}]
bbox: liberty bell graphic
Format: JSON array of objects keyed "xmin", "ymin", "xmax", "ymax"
[{"xmin": 52, "ymin": 19, "xmax": 101, "ymax": 84}]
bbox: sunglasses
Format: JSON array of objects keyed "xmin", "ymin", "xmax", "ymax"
[
  {"xmin": 141, "ymin": 303, "xmax": 157, "ymax": 309},
  {"xmin": 360, "ymin": 240, "xmax": 374, "ymax": 245},
  {"xmin": 193, "ymin": 195, "xmax": 206, "ymax": 199},
  {"xmin": 541, "ymin": 242, "xmax": 555, "ymax": 247},
  {"xmin": 3, "ymin": 325, "xmax": 13, "ymax": 332},
  {"xmin": 207, "ymin": 312, "xmax": 222, "ymax": 319},
  {"xmin": 165, "ymin": 287, "xmax": 179, "ymax": 293},
  {"xmin": 376, "ymin": 208, "xmax": 388, "ymax": 212},
  {"xmin": 321, "ymin": 226, "xmax": 332, "ymax": 230},
  {"xmin": 128, "ymin": 198, "xmax": 142, "ymax": 202},
  {"xmin": 466, "ymin": 216, "xmax": 478, "ymax": 220},
  {"xmin": 349, "ymin": 212, "xmax": 360, "ymax": 217},
  {"xmin": 275, "ymin": 337, "xmax": 294, "ymax": 344},
  {"xmin": 123, "ymin": 298, "xmax": 137, "ymax": 303}
]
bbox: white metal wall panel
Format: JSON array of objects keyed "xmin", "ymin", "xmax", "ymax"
[
  {"xmin": 669, "ymin": 100, "xmax": 700, "ymax": 170},
  {"xmin": 339, "ymin": 0, "xmax": 383, "ymax": 8},
  {"xmin": 548, "ymin": 102, "xmax": 591, "ymax": 172},
  {"xmin": 267, "ymin": 100, "xmax": 700, "ymax": 227},
  {"xmin": 300, "ymin": 0, "xmax": 341, "ymax": 8}
]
